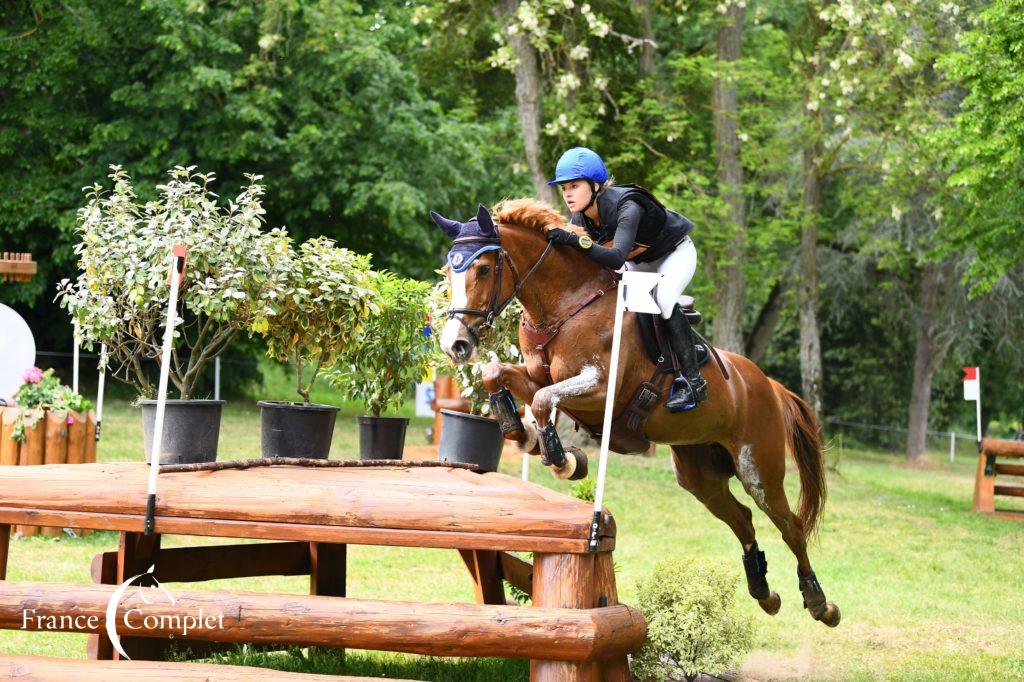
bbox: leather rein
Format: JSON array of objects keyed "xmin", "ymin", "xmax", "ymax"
[
  {"xmin": 444, "ymin": 230, "xmax": 555, "ymax": 345},
  {"xmin": 445, "ymin": 227, "xmax": 616, "ymax": 386}
]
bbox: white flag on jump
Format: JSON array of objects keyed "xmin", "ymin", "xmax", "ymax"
[{"xmin": 621, "ymin": 270, "xmax": 662, "ymax": 315}]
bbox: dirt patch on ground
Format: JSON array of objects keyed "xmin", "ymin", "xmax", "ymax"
[
  {"xmin": 740, "ymin": 647, "xmax": 822, "ymax": 681},
  {"xmin": 899, "ymin": 456, "xmax": 939, "ymax": 471}
]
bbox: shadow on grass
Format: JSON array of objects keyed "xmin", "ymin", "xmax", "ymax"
[{"xmin": 170, "ymin": 644, "xmax": 530, "ymax": 680}]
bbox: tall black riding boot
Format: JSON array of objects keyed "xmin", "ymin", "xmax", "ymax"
[{"xmin": 664, "ymin": 304, "xmax": 708, "ymax": 412}]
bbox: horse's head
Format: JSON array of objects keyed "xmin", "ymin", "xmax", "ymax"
[{"xmin": 431, "ymin": 204, "xmax": 514, "ymax": 363}]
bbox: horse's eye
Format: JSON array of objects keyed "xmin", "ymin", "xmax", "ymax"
[{"xmin": 477, "ymin": 264, "xmax": 491, "ymax": 277}]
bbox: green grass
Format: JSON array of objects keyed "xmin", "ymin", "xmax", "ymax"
[{"xmin": 4, "ymin": 392, "xmax": 1024, "ymax": 680}]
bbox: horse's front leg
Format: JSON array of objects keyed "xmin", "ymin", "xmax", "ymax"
[
  {"xmin": 530, "ymin": 365, "xmax": 604, "ymax": 480},
  {"xmin": 481, "ymin": 361, "xmax": 544, "ymax": 455}
]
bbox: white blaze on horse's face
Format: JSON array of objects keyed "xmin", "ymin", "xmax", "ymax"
[{"xmin": 441, "ymin": 270, "xmax": 478, "ymax": 362}]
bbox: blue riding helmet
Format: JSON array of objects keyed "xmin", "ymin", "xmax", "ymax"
[{"xmin": 547, "ymin": 147, "xmax": 608, "ymax": 186}]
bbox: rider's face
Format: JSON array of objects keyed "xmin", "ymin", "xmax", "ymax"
[{"xmin": 559, "ymin": 180, "xmax": 592, "ymax": 212}]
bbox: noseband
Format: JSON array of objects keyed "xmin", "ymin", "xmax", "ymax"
[{"xmin": 446, "ymin": 228, "xmax": 554, "ymax": 344}]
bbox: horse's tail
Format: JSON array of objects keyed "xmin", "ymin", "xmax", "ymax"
[{"xmin": 772, "ymin": 380, "xmax": 827, "ymax": 538}]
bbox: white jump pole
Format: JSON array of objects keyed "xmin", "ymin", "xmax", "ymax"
[
  {"xmin": 214, "ymin": 356, "xmax": 221, "ymax": 401},
  {"xmin": 588, "ymin": 270, "xmax": 662, "ymax": 552},
  {"xmin": 145, "ymin": 244, "xmax": 188, "ymax": 536},
  {"xmin": 72, "ymin": 321, "xmax": 80, "ymax": 395},
  {"xmin": 975, "ymin": 367, "xmax": 983, "ymax": 444},
  {"xmin": 95, "ymin": 343, "xmax": 107, "ymax": 441},
  {"xmin": 949, "ymin": 431, "xmax": 955, "ymax": 463}
]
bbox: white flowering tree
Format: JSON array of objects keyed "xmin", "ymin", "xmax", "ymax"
[
  {"xmin": 256, "ymin": 237, "xmax": 376, "ymax": 404},
  {"xmin": 58, "ymin": 166, "xmax": 290, "ymax": 399},
  {"xmin": 410, "ymin": 1, "xmax": 644, "ymax": 206}
]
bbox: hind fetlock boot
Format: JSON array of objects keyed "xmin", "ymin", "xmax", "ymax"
[{"xmin": 664, "ymin": 304, "xmax": 708, "ymax": 412}]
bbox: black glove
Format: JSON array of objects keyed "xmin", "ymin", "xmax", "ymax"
[{"xmin": 546, "ymin": 228, "xmax": 580, "ymax": 247}]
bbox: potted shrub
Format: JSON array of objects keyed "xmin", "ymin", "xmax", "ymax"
[
  {"xmin": 329, "ymin": 272, "xmax": 432, "ymax": 460},
  {"xmin": 58, "ymin": 166, "xmax": 289, "ymax": 464},
  {"xmin": 255, "ymin": 237, "xmax": 375, "ymax": 459}
]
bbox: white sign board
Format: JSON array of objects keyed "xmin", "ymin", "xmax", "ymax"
[
  {"xmin": 0, "ymin": 303, "xmax": 36, "ymax": 401},
  {"xmin": 415, "ymin": 381, "xmax": 435, "ymax": 417}
]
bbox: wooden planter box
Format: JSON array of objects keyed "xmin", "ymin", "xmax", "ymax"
[{"xmin": 0, "ymin": 406, "xmax": 96, "ymax": 537}]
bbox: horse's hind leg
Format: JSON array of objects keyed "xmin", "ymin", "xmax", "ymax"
[
  {"xmin": 670, "ymin": 445, "xmax": 781, "ymax": 616},
  {"xmin": 733, "ymin": 441, "xmax": 841, "ymax": 627}
]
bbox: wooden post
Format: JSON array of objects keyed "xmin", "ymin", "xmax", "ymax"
[
  {"xmin": 115, "ymin": 531, "xmax": 163, "ymax": 661},
  {"xmin": 0, "ymin": 408, "xmax": 19, "ymax": 466},
  {"xmin": 0, "ymin": 524, "xmax": 10, "ymax": 580},
  {"xmin": 310, "ymin": 542, "xmax": 347, "ymax": 658},
  {"xmin": 593, "ymin": 551, "xmax": 631, "ymax": 681},
  {"xmin": 530, "ymin": 552, "xmax": 597, "ymax": 682},
  {"xmin": 87, "ymin": 549, "xmax": 118, "ymax": 660},
  {"xmin": 973, "ymin": 445, "xmax": 995, "ymax": 513},
  {"xmin": 16, "ymin": 409, "xmax": 44, "ymax": 537},
  {"xmin": 458, "ymin": 549, "xmax": 507, "ymax": 605},
  {"xmin": 41, "ymin": 410, "xmax": 70, "ymax": 537},
  {"xmin": 66, "ymin": 411, "xmax": 88, "ymax": 464}
]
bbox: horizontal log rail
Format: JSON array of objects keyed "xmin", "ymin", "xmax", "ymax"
[
  {"xmin": 0, "ymin": 507, "xmax": 614, "ymax": 553},
  {"xmin": 993, "ymin": 485, "xmax": 1024, "ymax": 498},
  {"xmin": 0, "ymin": 654, "xmax": 404, "ymax": 681},
  {"xmin": 994, "ymin": 462, "xmax": 1024, "ymax": 477},
  {"xmin": 980, "ymin": 438, "xmax": 1024, "ymax": 458},
  {"xmin": 0, "ymin": 582, "xmax": 646, "ymax": 663}
]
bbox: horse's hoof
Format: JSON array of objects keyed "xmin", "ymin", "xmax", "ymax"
[
  {"xmin": 817, "ymin": 602, "xmax": 841, "ymax": 627},
  {"xmin": 552, "ymin": 447, "xmax": 589, "ymax": 480},
  {"xmin": 567, "ymin": 447, "xmax": 588, "ymax": 480},
  {"xmin": 758, "ymin": 591, "xmax": 781, "ymax": 616}
]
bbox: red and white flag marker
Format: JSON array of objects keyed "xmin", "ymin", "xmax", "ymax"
[
  {"xmin": 145, "ymin": 244, "xmax": 188, "ymax": 536},
  {"xmin": 589, "ymin": 269, "xmax": 662, "ymax": 551},
  {"xmin": 963, "ymin": 366, "xmax": 981, "ymax": 445}
]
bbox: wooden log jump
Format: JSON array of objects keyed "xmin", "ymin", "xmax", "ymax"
[
  {"xmin": 0, "ymin": 462, "xmax": 637, "ymax": 680},
  {"xmin": 973, "ymin": 438, "xmax": 1024, "ymax": 521}
]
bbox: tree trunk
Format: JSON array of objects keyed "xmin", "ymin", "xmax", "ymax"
[
  {"xmin": 799, "ymin": 130, "xmax": 824, "ymax": 423},
  {"xmin": 500, "ymin": 0, "xmax": 559, "ymax": 207},
  {"xmin": 636, "ymin": 0, "xmax": 655, "ymax": 78},
  {"xmin": 745, "ymin": 279, "xmax": 789, "ymax": 363},
  {"xmin": 710, "ymin": 4, "xmax": 746, "ymax": 353},
  {"xmin": 905, "ymin": 262, "xmax": 952, "ymax": 461}
]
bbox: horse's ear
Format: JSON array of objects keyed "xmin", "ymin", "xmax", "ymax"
[
  {"xmin": 430, "ymin": 210, "xmax": 462, "ymax": 239},
  {"xmin": 476, "ymin": 204, "xmax": 496, "ymax": 236}
]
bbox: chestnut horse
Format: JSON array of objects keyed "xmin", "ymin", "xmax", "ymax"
[{"xmin": 432, "ymin": 199, "xmax": 840, "ymax": 627}]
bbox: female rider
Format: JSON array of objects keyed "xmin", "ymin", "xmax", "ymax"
[{"xmin": 544, "ymin": 147, "xmax": 706, "ymax": 411}]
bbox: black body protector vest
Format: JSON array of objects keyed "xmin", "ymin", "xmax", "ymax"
[{"xmin": 569, "ymin": 184, "xmax": 694, "ymax": 264}]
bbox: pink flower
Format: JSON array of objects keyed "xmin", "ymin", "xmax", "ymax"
[
  {"xmin": 67, "ymin": 415, "xmax": 76, "ymax": 425},
  {"xmin": 23, "ymin": 367, "xmax": 43, "ymax": 384}
]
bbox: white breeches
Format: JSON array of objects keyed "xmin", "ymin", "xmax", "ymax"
[{"xmin": 626, "ymin": 237, "xmax": 697, "ymax": 319}]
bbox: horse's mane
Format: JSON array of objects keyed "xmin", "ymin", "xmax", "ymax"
[{"xmin": 492, "ymin": 198, "xmax": 564, "ymax": 233}]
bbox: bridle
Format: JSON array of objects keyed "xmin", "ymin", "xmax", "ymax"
[{"xmin": 445, "ymin": 226, "xmax": 554, "ymax": 344}]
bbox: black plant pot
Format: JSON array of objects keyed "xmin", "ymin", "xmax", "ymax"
[
  {"xmin": 259, "ymin": 401, "xmax": 339, "ymax": 460},
  {"xmin": 140, "ymin": 399, "xmax": 224, "ymax": 465},
  {"xmin": 358, "ymin": 416, "xmax": 409, "ymax": 460},
  {"xmin": 437, "ymin": 409, "xmax": 504, "ymax": 473}
]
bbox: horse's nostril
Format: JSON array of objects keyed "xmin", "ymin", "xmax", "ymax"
[{"xmin": 452, "ymin": 340, "xmax": 471, "ymax": 359}]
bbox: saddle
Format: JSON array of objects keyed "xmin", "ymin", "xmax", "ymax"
[{"xmin": 560, "ymin": 296, "xmax": 713, "ymax": 454}]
